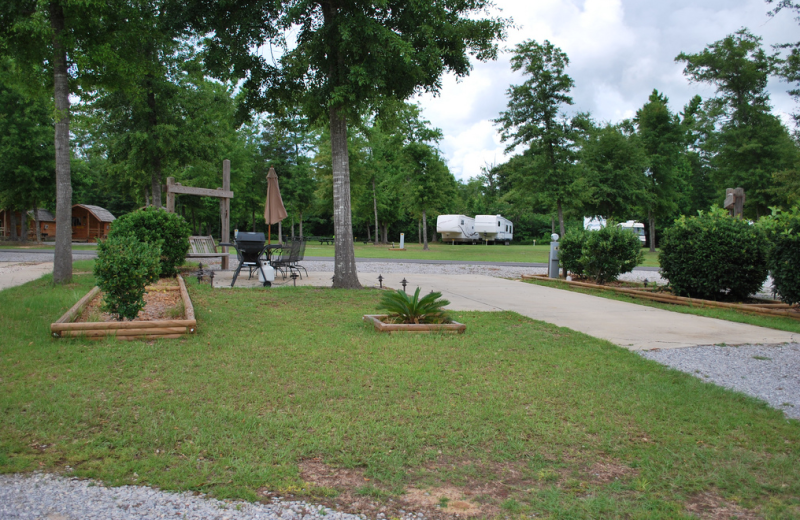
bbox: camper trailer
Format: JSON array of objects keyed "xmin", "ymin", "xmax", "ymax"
[
  {"xmin": 475, "ymin": 214, "xmax": 514, "ymax": 245},
  {"xmin": 583, "ymin": 217, "xmax": 646, "ymax": 244},
  {"xmin": 437, "ymin": 214, "xmax": 479, "ymax": 244}
]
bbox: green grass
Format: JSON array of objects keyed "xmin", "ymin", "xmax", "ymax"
[
  {"xmin": 1, "ymin": 275, "xmax": 799, "ymax": 519},
  {"xmin": 524, "ymin": 277, "xmax": 800, "ymax": 335},
  {"xmin": 304, "ymin": 242, "xmax": 662, "ymax": 267}
]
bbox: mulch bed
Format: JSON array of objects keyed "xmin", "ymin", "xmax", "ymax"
[{"xmin": 77, "ymin": 279, "xmax": 182, "ymax": 323}]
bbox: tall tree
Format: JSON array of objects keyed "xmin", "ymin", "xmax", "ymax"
[
  {"xmin": 634, "ymin": 90, "xmax": 684, "ymax": 252},
  {"xmin": 402, "ymin": 143, "xmax": 455, "ymax": 250},
  {"xmin": 191, "ymin": 1, "xmax": 506, "ymax": 288},
  {"xmin": 1, "ymin": 0, "xmax": 120, "ymax": 282},
  {"xmin": 0, "ymin": 59, "xmax": 56, "ymax": 239},
  {"xmin": 676, "ymin": 29, "xmax": 794, "ymax": 217},
  {"xmin": 494, "ymin": 39, "xmax": 580, "ymax": 239}
]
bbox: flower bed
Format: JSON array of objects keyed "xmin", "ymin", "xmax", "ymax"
[
  {"xmin": 50, "ymin": 275, "xmax": 196, "ymax": 340},
  {"xmin": 363, "ymin": 314, "xmax": 465, "ymax": 334}
]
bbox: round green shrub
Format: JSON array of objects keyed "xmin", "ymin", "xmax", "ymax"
[
  {"xmin": 581, "ymin": 225, "xmax": 644, "ymax": 284},
  {"xmin": 94, "ymin": 234, "xmax": 161, "ymax": 320},
  {"xmin": 558, "ymin": 229, "xmax": 587, "ymax": 276},
  {"xmin": 659, "ymin": 208, "xmax": 768, "ymax": 301},
  {"xmin": 759, "ymin": 206, "xmax": 800, "ymax": 305},
  {"xmin": 109, "ymin": 207, "xmax": 191, "ymax": 277}
]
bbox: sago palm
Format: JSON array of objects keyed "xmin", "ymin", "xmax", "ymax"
[{"xmin": 377, "ymin": 287, "xmax": 452, "ymax": 324}]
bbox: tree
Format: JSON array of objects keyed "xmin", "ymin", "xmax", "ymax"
[
  {"xmin": 1, "ymin": 0, "xmax": 122, "ymax": 283},
  {"xmin": 0, "ymin": 59, "xmax": 55, "ymax": 240},
  {"xmin": 634, "ymin": 90, "xmax": 685, "ymax": 252},
  {"xmin": 676, "ymin": 29, "xmax": 794, "ymax": 217},
  {"xmin": 191, "ymin": 1, "xmax": 506, "ymax": 288},
  {"xmin": 403, "ymin": 143, "xmax": 455, "ymax": 250},
  {"xmin": 577, "ymin": 117, "xmax": 649, "ymax": 221},
  {"xmin": 767, "ymin": 0, "xmax": 800, "ymax": 126},
  {"xmin": 494, "ymin": 39, "xmax": 581, "ymax": 239}
]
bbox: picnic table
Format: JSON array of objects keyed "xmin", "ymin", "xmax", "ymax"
[{"xmin": 315, "ymin": 237, "xmax": 334, "ymax": 245}]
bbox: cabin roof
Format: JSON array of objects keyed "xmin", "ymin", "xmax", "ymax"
[
  {"xmin": 27, "ymin": 209, "xmax": 56, "ymax": 222},
  {"xmin": 74, "ymin": 204, "xmax": 116, "ymax": 222}
]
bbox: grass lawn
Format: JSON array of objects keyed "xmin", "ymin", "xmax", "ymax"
[
  {"xmin": 1, "ymin": 273, "xmax": 798, "ymax": 519},
  {"xmin": 305, "ymin": 242, "xmax": 662, "ymax": 268},
  {"xmin": 524, "ymin": 277, "xmax": 800, "ymax": 335}
]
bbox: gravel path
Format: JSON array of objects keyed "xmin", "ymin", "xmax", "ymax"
[
  {"xmin": 640, "ymin": 343, "xmax": 800, "ymax": 419},
  {"xmin": 0, "ymin": 472, "xmax": 370, "ymax": 520}
]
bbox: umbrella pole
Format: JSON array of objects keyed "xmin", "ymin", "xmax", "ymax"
[{"xmin": 268, "ymin": 224, "xmax": 271, "ymax": 246}]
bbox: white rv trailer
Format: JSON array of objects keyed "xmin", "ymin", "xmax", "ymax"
[
  {"xmin": 583, "ymin": 217, "xmax": 646, "ymax": 244},
  {"xmin": 437, "ymin": 214, "xmax": 479, "ymax": 243},
  {"xmin": 475, "ymin": 214, "xmax": 514, "ymax": 245}
]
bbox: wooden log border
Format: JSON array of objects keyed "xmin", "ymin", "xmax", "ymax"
[
  {"xmin": 51, "ymin": 275, "xmax": 197, "ymax": 339},
  {"xmin": 363, "ymin": 314, "xmax": 466, "ymax": 334},
  {"xmin": 521, "ymin": 274, "xmax": 800, "ymax": 321}
]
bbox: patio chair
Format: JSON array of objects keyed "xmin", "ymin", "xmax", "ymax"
[
  {"xmin": 290, "ymin": 238, "xmax": 308, "ymax": 278},
  {"xmin": 269, "ymin": 244, "xmax": 289, "ymax": 279}
]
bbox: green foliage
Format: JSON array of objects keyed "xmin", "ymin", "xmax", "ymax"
[
  {"xmin": 377, "ymin": 287, "xmax": 452, "ymax": 325},
  {"xmin": 109, "ymin": 207, "xmax": 191, "ymax": 277},
  {"xmin": 759, "ymin": 206, "xmax": 800, "ymax": 304},
  {"xmin": 659, "ymin": 208, "xmax": 769, "ymax": 300},
  {"xmin": 93, "ymin": 234, "xmax": 161, "ymax": 320},
  {"xmin": 560, "ymin": 226, "xmax": 644, "ymax": 284},
  {"xmin": 558, "ymin": 229, "xmax": 587, "ymax": 276}
]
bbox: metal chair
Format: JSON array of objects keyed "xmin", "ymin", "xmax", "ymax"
[{"xmin": 290, "ymin": 238, "xmax": 308, "ymax": 278}]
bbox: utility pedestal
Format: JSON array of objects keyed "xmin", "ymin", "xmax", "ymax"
[{"xmin": 548, "ymin": 234, "xmax": 560, "ymax": 279}]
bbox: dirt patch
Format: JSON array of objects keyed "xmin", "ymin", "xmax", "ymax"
[
  {"xmin": 77, "ymin": 280, "xmax": 182, "ymax": 322},
  {"xmin": 685, "ymin": 491, "xmax": 759, "ymax": 520},
  {"xmin": 585, "ymin": 459, "xmax": 638, "ymax": 484}
]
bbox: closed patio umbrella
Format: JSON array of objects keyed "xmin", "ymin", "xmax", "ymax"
[{"xmin": 264, "ymin": 167, "xmax": 288, "ymax": 245}]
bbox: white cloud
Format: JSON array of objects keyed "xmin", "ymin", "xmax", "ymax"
[{"xmin": 418, "ymin": 0, "xmax": 799, "ymax": 181}]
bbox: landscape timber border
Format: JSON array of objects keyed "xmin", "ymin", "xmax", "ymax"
[{"xmin": 50, "ymin": 275, "xmax": 197, "ymax": 340}]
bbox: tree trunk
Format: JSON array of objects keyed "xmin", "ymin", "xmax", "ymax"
[
  {"xmin": 252, "ymin": 209, "xmax": 256, "ymax": 232},
  {"xmin": 147, "ymin": 81, "xmax": 162, "ymax": 208},
  {"xmin": 328, "ymin": 105, "xmax": 361, "ymax": 288},
  {"xmin": 372, "ymin": 177, "xmax": 379, "ymax": 246},
  {"xmin": 551, "ymin": 215, "xmax": 555, "ymax": 234},
  {"xmin": 366, "ymin": 223, "xmax": 371, "ymax": 242},
  {"xmin": 557, "ymin": 201, "xmax": 565, "ymax": 238},
  {"xmin": 418, "ymin": 219, "xmax": 421, "ymax": 244},
  {"xmin": 422, "ymin": 209, "xmax": 429, "ymax": 250},
  {"xmin": 381, "ymin": 223, "xmax": 387, "ymax": 244},
  {"xmin": 51, "ymin": 1, "xmax": 72, "ymax": 284},
  {"xmin": 20, "ymin": 211, "xmax": 28, "ymax": 242},
  {"xmin": 648, "ymin": 210, "xmax": 656, "ymax": 253},
  {"xmin": 291, "ymin": 216, "xmax": 295, "ymax": 239},
  {"xmin": 33, "ymin": 205, "xmax": 41, "ymax": 243},
  {"xmin": 9, "ymin": 211, "xmax": 17, "ymax": 241},
  {"xmin": 299, "ymin": 210, "xmax": 303, "ymax": 239}
]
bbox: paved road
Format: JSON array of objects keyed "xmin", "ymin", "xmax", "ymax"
[{"xmin": 211, "ymin": 270, "xmax": 797, "ymax": 351}]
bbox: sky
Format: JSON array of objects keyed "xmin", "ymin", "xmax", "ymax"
[{"xmin": 414, "ymin": 0, "xmax": 799, "ymax": 181}]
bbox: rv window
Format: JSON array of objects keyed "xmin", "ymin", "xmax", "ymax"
[
  {"xmin": 461, "ymin": 220, "xmax": 464, "ymax": 225},
  {"xmin": 498, "ymin": 221, "xmax": 501, "ymax": 227}
]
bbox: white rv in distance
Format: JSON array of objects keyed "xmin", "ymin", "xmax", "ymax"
[
  {"xmin": 437, "ymin": 214, "xmax": 479, "ymax": 244},
  {"xmin": 475, "ymin": 214, "xmax": 514, "ymax": 245},
  {"xmin": 583, "ymin": 217, "xmax": 646, "ymax": 244}
]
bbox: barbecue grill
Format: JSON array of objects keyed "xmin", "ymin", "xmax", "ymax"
[{"xmin": 221, "ymin": 232, "xmax": 273, "ymax": 287}]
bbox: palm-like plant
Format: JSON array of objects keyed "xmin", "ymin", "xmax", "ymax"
[{"xmin": 377, "ymin": 287, "xmax": 452, "ymax": 324}]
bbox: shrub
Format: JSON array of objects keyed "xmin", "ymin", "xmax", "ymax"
[
  {"xmin": 759, "ymin": 206, "xmax": 800, "ymax": 305},
  {"xmin": 377, "ymin": 287, "xmax": 452, "ymax": 324},
  {"xmin": 560, "ymin": 225, "xmax": 643, "ymax": 284},
  {"xmin": 109, "ymin": 207, "xmax": 191, "ymax": 277},
  {"xmin": 558, "ymin": 229, "xmax": 587, "ymax": 276},
  {"xmin": 659, "ymin": 207, "xmax": 768, "ymax": 301},
  {"xmin": 94, "ymin": 234, "xmax": 161, "ymax": 320}
]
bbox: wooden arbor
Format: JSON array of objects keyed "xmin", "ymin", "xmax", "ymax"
[{"xmin": 166, "ymin": 160, "xmax": 234, "ymax": 269}]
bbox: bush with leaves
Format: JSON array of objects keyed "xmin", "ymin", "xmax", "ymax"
[
  {"xmin": 659, "ymin": 207, "xmax": 768, "ymax": 301},
  {"xmin": 558, "ymin": 229, "xmax": 587, "ymax": 276},
  {"xmin": 377, "ymin": 287, "xmax": 452, "ymax": 324},
  {"xmin": 94, "ymin": 234, "xmax": 161, "ymax": 320},
  {"xmin": 109, "ymin": 207, "xmax": 191, "ymax": 277},
  {"xmin": 759, "ymin": 206, "xmax": 800, "ymax": 305},
  {"xmin": 560, "ymin": 225, "xmax": 643, "ymax": 284}
]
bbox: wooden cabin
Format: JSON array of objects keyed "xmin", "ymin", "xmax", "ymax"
[
  {"xmin": 0, "ymin": 209, "xmax": 56, "ymax": 240},
  {"xmin": 71, "ymin": 204, "xmax": 115, "ymax": 242}
]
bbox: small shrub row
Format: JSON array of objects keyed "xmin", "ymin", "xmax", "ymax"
[
  {"xmin": 109, "ymin": 207, "xmax": 192, "ymax": 277},
  {"xmin": 760, "ymin": 207, "xmax": 800, "ymax": 305},
  {"xmin": 94, "ymin": 234, "xmax": 161, "ymax": 320}
]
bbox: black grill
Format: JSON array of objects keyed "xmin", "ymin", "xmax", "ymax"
[{"xmin": 234, "ymin": 232, "xmax": 266, "ymax": 262}]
